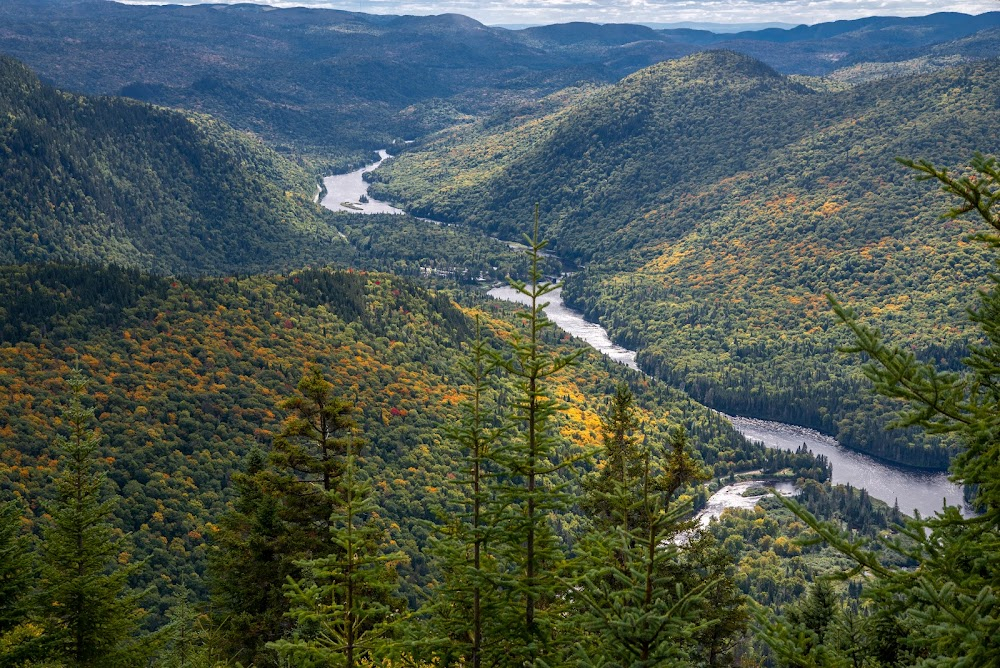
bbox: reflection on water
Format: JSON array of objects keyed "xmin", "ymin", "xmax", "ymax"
[
  {"xmin": 488, "ymin": 283, "xmax": 971, "ymax": 518},
  {"xmin": 727, "ymin": 416, "xmax": 969, "ymax": 518},
  {"xmin": 320, "ymin": 150, "xmax": 405, "ymax": 215}
]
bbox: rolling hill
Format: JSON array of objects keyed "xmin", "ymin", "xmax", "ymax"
[
  {"xmin": 3, "ymin": 2, "xmax": 999, "ymax": 165},
  {"xmin": 369, "ymin": 51, "xmax": 1000, "ymax": 467},
  {"xmin": 0, "ymin": 55, "xmax": 350, "ymax": 275},
  {"xmin": 0, "ymin": 262, "xmax": 769, "ymax": 619}
]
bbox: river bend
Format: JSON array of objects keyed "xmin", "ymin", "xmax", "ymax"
[{"xmin": 487, "ymin": 285, "xmax": 969, "ymax": 518}]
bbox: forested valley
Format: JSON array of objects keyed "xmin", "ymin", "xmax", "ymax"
[{"xmin": 2, "ymin": 3, "xmax": 1000, "ymax": 666}]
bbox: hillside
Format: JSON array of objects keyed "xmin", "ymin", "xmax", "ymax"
[
  {"xmin": 370, "ymin": 51, "xmax": 1000, "ymax": 467},
  {"xmin": 0, "ymin": 0, "xmax": 693, "ymax": 162},
  {"xmin": 0, "ymin": 56, "xmax": 351, "ymax": 275},
  {"xmin": 3, "ymin": 2, "xmax": 1000, "ymax": 167},
  {"xmin": 0, "ymin": 262, "xmax": 784, "ymax": 622}
]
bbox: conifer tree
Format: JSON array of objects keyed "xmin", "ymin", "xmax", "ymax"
[
  {"xmin": 210, "ymin": 368, "xmax": 361, "ymax": 667},
  {"xmin": 38, "ymin": 372, "xmax": 153, "ymax": 667},
  {"xmin": 763, "ymin": 154, "xmax": 1000, "ymax": 664},
  {"xmin": 269, "ymin": 438, "xmax": 405, "ymax": 667},
  {"xmin": 686, "ymin": 537, "xmax": 748, "ymax": 667},
  {"xmin": 208, "ymin": 446, "xmax": 289, "ymax": 667},
  {"xmin": 573, "ymin": 427, "xmax": 712, "ymax": 667},
  {"xmin": 491, "ymin": 207, "xmax": 580, "ymax": 665},
  {"xmin": 0, "ymin": 500, "xmax": 45, "ymax": 667},
  {"xmin": 411, "ymin": 316, "xmax": 504, "ymax": 667},
  {"xmin": 269, "ymin": 367, "xmax": 357, "ymax": 556},
  {"xmin": 581, "ymin": 383, "xmax": 642, "ymax": 531},
  {"xmin": 160, "ymin": 590, "xmax": 216, "ymax": 668}
]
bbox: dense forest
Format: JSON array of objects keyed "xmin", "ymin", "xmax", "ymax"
[
  {"xmin": 0, "ymin": 56, "xmax": 346, "ymax": 275},
  {"xmin": 0, "ymin": 54, "xmax": 552, "ymax": 284},
  {"xmin": 0, "ymin": 257, "xmax": 843, "ymax": 665},
  {"xmin": 371, "ymin": 50, "xmax": 1000, "ymax": 467},
  {"xmin": 2, "ymin": 4, "xmax": 1000, "ymax": 666},
  {"xmin": 2, "ymin": 1, "xmax": 999, "ymax": 166}
]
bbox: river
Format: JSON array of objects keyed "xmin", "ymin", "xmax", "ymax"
[
  {"xmin": 487, "ymin": 285, "xmax": 971, "ymax": 518},
  {"xmin": 319, "ymin": 150, "xmax": 406, "ymax": 215},
  {"xmin": 320, "ymin": 156, "xmax": 970, "ymax": 519}
]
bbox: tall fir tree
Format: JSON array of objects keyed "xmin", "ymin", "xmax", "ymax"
[
  {"xmin": 37, "ymin": 371, "xmax": 153, "ymax": 668},
  {"xmin": 573, "ymin": 427, "xmax": 714, "ymax": 667},
  {"xmin": 581, "ymin": 383, "xmax": 643, "ymax": 532},
  {"xmin": 268, "ymin": 432, "xmax": 405, "ymax": 667},
  {"xmin": 491, "ymin": 207, "xmax": 581, "ymax": 665},
  {"xmin": 410, "ymin": 316, "xmax": 505, "ymax": 667},
  {"xmin": 269, "ymin": 367, "xmax": 357, "ymax": 557},
  {"xmin": 209, "ymin": 367, "xmax": 360, "ymax": 667}
]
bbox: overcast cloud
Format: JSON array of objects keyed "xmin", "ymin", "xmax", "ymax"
[{"xmin": 118, "ymin": 0, "xmax": 996, "ymax": 26}]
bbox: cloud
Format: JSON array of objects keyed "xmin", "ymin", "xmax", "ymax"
[{"xmin": 118, "ymin": 0, "xmax": 997, "ymax": 26}]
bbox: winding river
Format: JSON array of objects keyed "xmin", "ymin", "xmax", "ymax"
[
  {"xmin": 320, "ymin": 155, "xmax": 971, "ymax": 520},
  {"xmin": 487, "ymin": 286, "xmax": 970, "ymax": 519},
  {"xmin": 320, "ymin": 151, "xmax": 405, "ymax": 215}
]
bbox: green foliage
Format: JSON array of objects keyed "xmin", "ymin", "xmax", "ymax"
[
  {"xmin": 269, "ymin": 369, "xmax": 359, "ymax": 557},
  {"xmin": 0, "ymin": 56, "xmax": 348, "ymax": 276},
  {"xmin": 759, "ymin": 153, "xmax": 1000, "ymax": 665},
  {"xmin": 0, "ymin": 500, "xmax": 44, "ymax": 667},
  {"xmin": 334, "ymin": 212, "xmax": 546, "ymax": 284},
  {"xmin": 376, "ymin": 51, "xmax": 1000, "ymax": 468},
  {"xmin": 581, "ymin": 383, "xmax": 644, "ymax": 528},
  {"xmin": 488, "ymin": 211, "xmax": 583, "ymax": 664},
  {"xmin": 158, "ymin": 591, "xmax": 217, "ymax": 668},
  {"xmin": 406, "ymin": 318, "xmax": 506, "ymax": 667},
  {"xmin": 269, "ymin": 438, "xmax": 406, "ymax": 667},
  {"xmin": 208, "ymin": 447, "xmax": 289, "ymax": 667},
  {"xmin": 573, "ymin": 427, "xmax": 722, "ymax": 667},
  {"xmin": 37, "ymin": 372, "xmax": 154, "ymax": 667}
]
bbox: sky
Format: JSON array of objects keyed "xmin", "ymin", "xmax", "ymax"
[{"xmin": 118, "ymin": 0, "xmax": 997, "ymax": 28}]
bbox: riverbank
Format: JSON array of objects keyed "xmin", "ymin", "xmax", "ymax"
[
  {"xmin": 319, "ymin": 150, "xmax": 405, "ymax": 215},
  {"xmin": 319, "ymin": 154, "xmax": 969, "ymax": 518},
  {"xmin": 487, "ymin": 284, "xmax": 970, "ymax": 518}
]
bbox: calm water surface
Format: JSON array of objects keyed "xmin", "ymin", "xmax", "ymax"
[
  {"xmin": 320, "ymin": 150, "xmax": 405, "ymax": 215},
  {"xmin": 488, "ymin": 284, "xmax": 970, "ymax": 518}
]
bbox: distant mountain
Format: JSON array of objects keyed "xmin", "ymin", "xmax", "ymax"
[
  {"xmin": 0, "ymin": 0, "xmax": 693, "ymax": 159},
  {"xmin": 0, "ymin": 56, "xmax": 346, "ymax": 275},
  {"xmin": 371, "ymin": 50, "xmax": 1000, "ymax": 467},
  {"xmin": 642, "ymin": 22, "xmax": 798, "ymax": 33},
  {"xmin": 664, "ymin": 12, "xmax": 1000, "ymax": 73},
  {"xmin": 660, "ymin": 12, "xmax": 1000, "ymax": 45},
  {"xmin": 3, "ymin": 2, "xmax": 999, "ymax": 161}
]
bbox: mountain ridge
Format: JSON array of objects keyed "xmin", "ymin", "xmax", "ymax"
[{"xmin": 371, "ymin": 51, "xmax": 1000, "ymax": 467}]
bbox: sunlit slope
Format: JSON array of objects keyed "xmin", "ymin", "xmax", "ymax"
[{"xmin": 373, "ymin": 52, "xmax": 1000, "ymax": 466}]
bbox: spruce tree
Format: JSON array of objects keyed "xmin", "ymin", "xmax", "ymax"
[
  {"xmin": 573, "ymin": 427, "xmax": 712, "ymax": 667},
  {"xmin": 38, "ymin": 372, "xmax": 153, "ymax": 667},
  {"xmin": 160, "ymin": 590, "xmax": 216, "ymax": 668},
  {"xmin": 269, "ymin": 367, "xmax": 357, "ymax": 557},
  {"xmin": 581, "ymin": 383, "xmax": 642, "ymax": 532},
  {"xmin": 411, "ymin": 316, "xmax": 504, "ymax": 667},
  {"xmin": 0, "ymin": 500, "xmax": 45, "ymax": 667},
  {"xmin": 491, "ymin": 207, "xmax": 580, "ymax": 665},
  {"xmin": 763, "ymin": 154, "xmax": 1000, "ymax": 664},
  {"xmin": 208, "ymin": 447, "xmax": 288, "ymax": 667},
  {"xmin": 210, "ymin": 368, "xmax": 360, "ymax": 667},
  {"xmin": 268, "ymin": 439, "xmax": 405, "ymax": 667}
]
